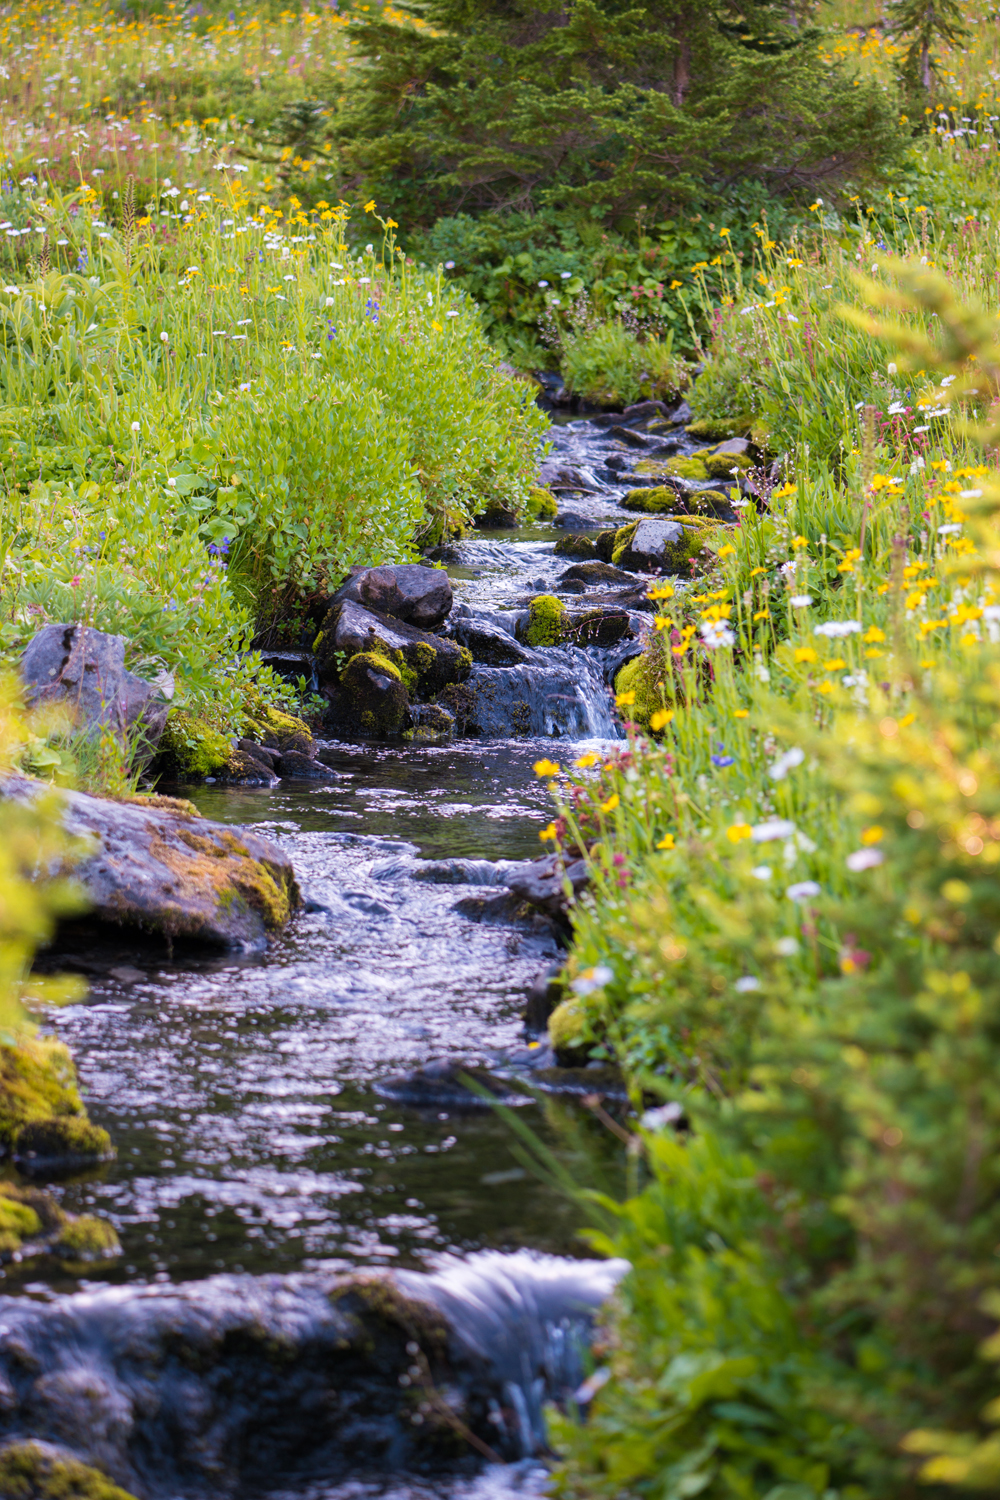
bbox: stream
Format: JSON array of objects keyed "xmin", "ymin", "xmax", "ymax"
[{"xmin": 1, "ymin": 403, "xmax": 719, "ymax": 1497}]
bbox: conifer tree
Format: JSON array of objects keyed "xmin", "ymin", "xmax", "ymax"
[
  {"xmin": 889, "ymin": 0, "xmax": 968, "ymax": 95},
  {"xmin": 333, "ymin": 0, "xmax": 903, "ymax": 224}
]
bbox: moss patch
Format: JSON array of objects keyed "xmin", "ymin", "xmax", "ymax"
[
  {"xmin": 54, "ymin": 1215, "xmax": 122, "ymax": 1262},
  {"xmin": 0, "ymin": 1442, "xmax": 139, "ymax": 1500},
  {"xmin": 611, "ymin": 518, "xmax": 713, "ymax": 572},
  {"xmin": 14, "ymin": 1114, "xmax": 114, "ymax": 1169},
  {"xmin": 152, "ymin": 826, "xmax": 298, "ymax": 933},
  {"xmin": 0, "ymin": 1193, "xmax": 42, "ymax": 1254},
  {"xmin": 614, "ymin": 636, "xmax": 675, "ymax": 730},
  {"xmin": 0, "ymin": 1037, "xmax": 87, "ymax": 1155},
  {"xmin": 553, "ymin": 534, "xmax": 598, "ymax": 560},
  {"xmin": 685, "ymin": 416, "xmax": 752, "ymax": 442},
  {"xmin": 548, "ymin": 997, "xmax": 588, "ymax": 1053},
  {"xmin": 243, "ymin": 702, "xmax": 313, "ymax": 756},
  {"xmin": 157, "ymin": 711, "xmax": 231, "ymax": 779},
  {"xmin": 341, "ymin": 651, "xmax": 410, "ymax": 736},
  {"xmin": 595, "ymin": 529, "xmax": 619, "ymax": 563},
  {"xmin": 523, "ymin": 595, "xmax": 566, "ymax": 647},
  {"xmin": 526, "ymin": 486, "xmax": 559, "ymax": 521},
  {"xmin": 703, "ymin": 451, "xmax": 751, "ymax": 479},
  {"xmin": 621, "ymin": 486, "xmax": 677, "ymax": 514}
]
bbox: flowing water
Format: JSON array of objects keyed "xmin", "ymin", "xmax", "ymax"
[{"xmin": 2, "ymin": 408, "xmax": 713, "ymax": 1496}]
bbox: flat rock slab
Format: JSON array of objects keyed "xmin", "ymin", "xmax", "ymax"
[
  {"xmin": 329, "ymin": 564, "xmax": 453, "ymax": 630},
  {"xmin": 2, "ymin": 777, "xmax": 299, "ymax": 950}
]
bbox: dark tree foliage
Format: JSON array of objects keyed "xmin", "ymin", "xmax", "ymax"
[
  {"xmin": 888, "ymin": 0, "xmax": 969, "ymax": 96},
  {"xmin": 332, "ymin": 0, "xmax": 905, "ymax": 224}
]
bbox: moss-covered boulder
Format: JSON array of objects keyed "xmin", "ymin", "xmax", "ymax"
[
  {"xmin": 404, "ymin": 703, "xmax": 455, "ymax": 742},
  {"xmin": 520, "ymin": 595, "xmax": 567, "ymax": 647},
  {"xmin": 685, "ymin": 416, "xmax": 752, "ymax": 442},
  {"xmin": 703, "ymin": 450, "xmax": 752, "ymax": 480},
  {"xmin": 526, "ymin": 487, "xmax": 559, "ymax": 521},
  {"xmin": 317, "ymin": 601, "xmax": 471, "ymax": 696},
  {"xmin": 621, "ymin": 486, "xmax": 678, "ymax": 514},
  {"xmin": 614, "ymin": 637, "xmax": 676, "ymax": 730},
  {"xmin": 340, "ymin": 651, "xmax": 411, "ymax": 737},
  {"xmin": 0, "ymin": 1181, "xmax": 120, "ymax": 1265},
  {"xmin": 477, "ymin": 497, "xmax": 519, "ymax": 528},
  {"xmin": 0, "ymin": 1441, "xmax": 138, "ymax": 1500},
  {"xmin": 611, "ymin": 518, "xmax": 714, "ymax": 573},
  {"xmin": 242, "ymin": 702, "xmax": 313, "ymax": 756},
  {"xmin": 156, "ymin": 705, "xmax": 312, "ymax": 785},
  {"xmin": 0, "ymin": 1036, "xmax": 87, "ymax": 1156},
  {"xmin": 559, "ymin": 561, "xmax": 635, "ymax": 586},
  {"xmin": 157, "ymin": 711, "xmax": 231, "ymax": 780},
  {"xmin": 595, "ymin": 529, "xmax": 619, "ymax": 564},
  {"xmin": 53, "ymin": 1214, "xmax": 122, "ymax": 1263},
  {"xmin": 553, "ymin": 534, "xmax": 598, "ymax": 560},
  {"xmin": 14, "ymin": 1115, "xmax": 114, "ymax": 1176}
]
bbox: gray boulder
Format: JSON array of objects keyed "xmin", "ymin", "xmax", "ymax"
[
  {"xmin": 316, "ymin": 600, "xmax": 471, "ymax": 694},
  {"xmin": 329, "ymin": 564, "xmax": 453, "ymax": 630},
  {"xmin": 1, "ymin": 776, "xmax": 299, "ymax": 950},
  {"xmin": 614, "ymin": 518, "xmax": 701, "ymax": 573},
  {"xmin": 20, "ymin": 624, "xmax": 172, "ymax": 750},
  {"xmin": 506, "ymin": 853, "xmax": 590, "ymax": 921},
  {"xmin": 451, "ymin": 617, "xmax": 536, "ymax": 667}
]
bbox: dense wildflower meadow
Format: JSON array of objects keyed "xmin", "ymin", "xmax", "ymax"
[{"xmin": 4, "ymin": 0, "xmax": 1000, "ymax": 1495}]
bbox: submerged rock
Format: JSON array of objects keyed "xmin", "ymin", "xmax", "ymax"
[
  {"xmin": 505, "ymin": 852, "xmax": 591, "ymax": 920},
  {"xmin": 405, "ymin": 703, "xmax": 456, "ymax": 742},
  {"xmin": 20, "ymin": 625, "xmax": 171, "ymax": 751},
  {"xmin": 1, "ymin": 777, "xmax": 299, "ymax": 949},
  {"xmin": 0, "ymin": 1254, "xmax": 625, "ymax": 1492},
  {"xmin": 328, "ymin": 564, "xmax": 454, "ymax": 630},
  {"xmin": 375, "ymin": 1060, "xmax": 530, "ymax": 1111},
  {"xmin": 14, "ymin": 1115, "xmax": 114, "ymax": 1177}
]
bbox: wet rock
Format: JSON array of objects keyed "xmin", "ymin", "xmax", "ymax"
[
  {"xmin": 505, "ymin": 853, "xmax": 591, "ymax": 920},
  {"xmin": 339, "ymin": 651, "xmax": 411, "ymax": 737},
  {"xmin": 20, "ymin": 625, "xmax": 172, "ymax": 751},
  {"xmin": 0, "ymin": 1441, "xmax": 139, "ymax": 1500},
  {"xmin": 277, "ymin": 749, "xmax": 339, "ymax": 781},
  {"xmin": 450, "ymin": 617, "xmax": 535, "ymax": 667},
  {"xmin": 241, "ymin": 703, "xmax": 315, "ymax": 757},
  {"xmin": 622, "ymin": 399, "xmax": 672, "ymax": 421},
  {"xmin": 586, "ymin": 411, "xmax": 626, "ymax": 428},
  {"xmin": 519, "ymin": 595, "xmax": 566, "ymax": 648},
  {"xmin": 215, "ymin": 749, "xmax": 279, "ymax": 787},
  {"xmin": 237, "ymin": 738, "xmax": 279, "ymax": 769},
  {"xmin": 406, "ymin": 703, "xmax": 455, "ymax": 742},
  {"xmin": 375, "ymin": 1060, "xmax": 530, "ymax": 1111},
  {"xmin": 560, "ymin": 562, "xmax": 636, "ymax": 588},
  {"xmin": 0, "ymin": 776, "xmax": 299, "ymax": 949},
  {"xmin": 564, "ymin": 608, "xmax": 632, "ymax": 647},
  {"xmin": 671, "ymin": 398, "xmax": 693, "ymax": 424},
  {"xmin": 14, "ymin": 1115, "xmax": 115, "ymax": 1177},
  {"xmin": 0, "ymin": 1253, "xmax": 625, "ymax": 1489},
  {"xmin": 0, "ymin": 1180, "xmax": 120, "ymax": 1269},
  {"xmin": 554, "ymin": 509, "xmax": 603, "ymax": 530},
  {"xmin": 558, "ymin": 578, "xmax": 588, "ymax": 595},
  {"xmin": 0, "ymin": 1035, "xmax": 102, "ymax": 1163},
  {"xmin": 553, "ymin": 534, "xmax": 599, "ymax": 560},
  {"xmin": 538, "ymin": 460, "xmax": 601, "ymax": 492},
  {"xmin": 609, "ymin": 425, "xmax": 651, "ymax": 449},
  {"xmin": 604, "ymin": 453, "xmax": 633, "ymax": 473},
  {"xmin": 477, "ymin": 499, "xmax": 519, "ymax": 529},
  {"xmin": 255, "ymin": 649, "xmax": 315, "ymax": 685},
  {"xmin": 524, "ymin": 968, "xmax": 564, "ymax": 1035},
  {"xmin": 714, "ymin": 435, "xmax": 751, "ymax": 456},
  {"xmin": 317, "ymin": 600, "xmax": 471, "ymax": 696},
  {"xmin": 328, "ymin": 564, "xmax": 453, "ymax": 630},
  {"xmin": 612, "ymin": 517, "xmax": 712, "ymax": 573}
]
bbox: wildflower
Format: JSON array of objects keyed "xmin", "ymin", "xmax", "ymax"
[
  {"xmin": 641, "ymin": 1103, "xmax": 682, "ymax": 1128},
  {"xmin": 863, "ymin": 626, "xmax": 886, "ymax": 644},
  {"xmin": 718, "ymin": 544, "xmax": 736, "ymax": 558},
  {"xmin": 790, "ymin": 595, "xmax": 813, "ymax": 608},
  {"xmin": 787, "ymin": 880, "xmax": 821, "ymax": 900},
  {"xmin": 538, "ymin": 823, "xmax": 557, "ymax": 841},
  {"xmin": 647, "ymin": 582, "xmax": 674, "ymax": 600},
  {"xmin": 846, "ymin": 848, "xmax": 883, "ymax": 871},
  {"xmin": 160, "ymin": 331, "xmax": 169, "ymax": 343},
  {"xmin": 752, "ymin": 819, "xmax": 796, "ymax": 842},
  {"xmin": 727, "ymin": 823, "xmax": 753, "ymax": 844},
  {"xmin": 794, "ymin": 647, "xmax": 817, "ymax": 663},
  {"xmin": 734, "ymin": 976, "xmax": 760, "ymax": 992},
  {"xmin": 649, "ymin": 709, "xmax": 673, "ymax": 731},
  {"xmin": 753, "ymin": 609, "xmax": 770, "ymax": 622},
  {"xmin": 751, "ymin": 865, "xmax": 772, "ymax": 880},
  {"xmin": 600, "ymin": 794, "xmax": 620, "ymax": 814},
  {"xmin": 575, "ymin": 752, "xmax": 600, "ymax": 768},
  {"xmin": 861, "ymin": 826, "xmax": 884, "ymax": 845},
  {"xmin": 791, "ymin": 536, "xmax": 809, "ymax": 550},
  {"xmin": 616, "ymin": 690, "xmax": 636, "ymax": 708},
  {"xmin": 700, "ymin": 620, "xmax": 736, "ymax": 649},
  {"xmin": 733, "ymin": 709, "xmax": 749, "ymax": 719},
  {"xmin": 130, "ymin": 421, "xmax": 140, "ymax": 433},
  {"xmin": 814, "ymin": 620, "xmax": 861, "ymax": 638},
  {"xmin": 769, "ymin": 747, "xmax": 804, "ymax": 781},
  {"xmin": 657, "ymin": 833, "xmax": 675, "ymax": 850},
  {"xmin": 538, "ymin": 280, "xmax": 549, "ymax": 288},
  {"xmin": 533, "ymin": 758, "xmax": 560, "ymax": 778},
  {"xmin": 572, "ymin": 965, "xmax": 613, "ymax": 996}
]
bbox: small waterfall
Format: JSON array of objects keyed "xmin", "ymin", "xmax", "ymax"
[
  {"xmin": 0, "ymin": 1253, "xmax": 626, "ymax": 1497},
  {"xmin": 464, "ymin": 649, "xmax": 619, "ymax": 740}
]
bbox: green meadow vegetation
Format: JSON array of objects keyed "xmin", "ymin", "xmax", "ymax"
[{"xmin": 4, "ymin": 0, "xmax": 1000, "ymax": 1493}]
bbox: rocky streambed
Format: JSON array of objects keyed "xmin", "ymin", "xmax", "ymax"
[{"xmin": 0, "ymin": 401, "xmax": 750, "ymax": 1498}]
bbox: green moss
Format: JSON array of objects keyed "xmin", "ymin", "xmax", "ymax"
[
  {"xmin": 163, "ymin": 826, "xmax": 298, "ymax": 932},
  {"xmin": 0, "ymin": 1441, "xmax": 139, "ymax": 1500},
  {"xmin": 523, "ymin": 594, "xmax": 566, "ymax": 647},
  {"xmin": 685, "ymin": 416, "xmax": 752, "ymax": 442},
  {"xmin": 0, "ymin": 1037, "xmax": 87, "ymax": 1154},
  {"xmin": 553, "ymin": 534, "xmax": 598, "ymax": 560},
  {"xmin": 341, "ymin": 651, "xmax": 410, "ymax": 736},
  {"xmin": 664, "ymin": 456, "xmax": 709, "ymax": 481},
  {"xmin": 703, "ymin": 451, "xmax": 751, "ymax": 479},
  {"xmin": 612, "ymin": 518, "xmax": 714, "ymax": 572},
  {"xmin": 55, "ymin": 1216, "xmax": 122, "ymax": 1262},
  {"xmin": 0, "ymin": 1193, "xmax": 42, "ymax": 1254},
  {"xmin": 14, "ymin": 1114, "xmax": 114, "ymax": 1167},
  {"xmin": 243, "ymin": 702, "xmax": 313, "ymax": 755},
  {"xmin": 548, "ymin": 997, "xmax": 587, "ymax": 1052},
  {"xmin": 621, "ymin": 487, "xmax": 677, "ymax": 514},
  {"xmin": 595, "ymin": 529, "xmax": 619, "ymax": 563},
  {"xmin": 614, "ymin": 637, "xmax": 675, "ymax": 730},
  {"xmin": 330, "ymin": 1274, "xmax": 451, "ymax": 1357},
  {"xmin": 158, "ymin": 711, "xmax": 231, "ymax": 779},
  {"xmin": 526, "ymin": 486, "xmax": 559, "ymax": 521}
]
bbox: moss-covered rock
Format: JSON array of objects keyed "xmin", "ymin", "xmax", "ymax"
[
  {"xmin": 0, "ymin": 1191, "xmax": 42, "ymax": 1253},
  {"xmin": 595, "ymin": 529, "xmax": 619, "ymax": 563},
  {"xmin": 157, "ymin": 711, "xmax": 231, "ymax": 780},
  {"xmin": 526, "ymin": 487, "xmax": 559, "ymax": 521},
  {"xmin": 553, "ymin": 534, "xmax": 598, "ymax": 560},
  {"xmin": 621, "ymin": 486, "xmax": 677, "ymax": 514},
  {"xmin": 703, "ymin": 450, "xmax": 752, "ymax": 479},
  {"xmin": 614, "ymin": 636, "xmax": 675, "ymax": 730},
  {"xmin": 54, "ymin": 1215, "xmax": 122, "ymax": 1262},
  {"xmin": 318, "ymin": 600, "xmax": 470, "ymax": 697},
  {"xmin": 340, "ymin": 651, "xmax": 411, "ymax": 737},
  {"xmin": 242, "ymin": 702, "xmax": 313, "ymax": 757},
  {"xmin": 478, "ymin": 498, "xmax": 519, "ymax": 528},
  {"xmin": 521, "ymin": 595, "xmax": 567, "ymax": 647},
  {"xmin": 611, "ymin": 518, "xmax": 714, "ymax": 573},
  {"xmin": 685, "ymin": 416, "xmax": 752, "ymax": 442},
  {"xmin": 403, "ymin": 703, "xmax": 455, "ymax": 742},
  {"xmin": 0, "ymin": 1441, "xmax": 139, "ymax": 1500},
  {"xmin": 14, "ymin": 1114, "xmax": 115, "ymax": 1175},
  {"xmin": 0, "ymin": 1036, "xmax": 87, "ymax": 1156},
  {"xmin": 547, "ymin": 997, "xmax": 588, "ymax": 1056},
  {"xmin": 664, "ymin": 455, "xmax": 709, "ymax": 481}
]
